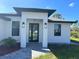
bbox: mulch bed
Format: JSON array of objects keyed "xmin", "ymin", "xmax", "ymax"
[{"xmin": 0, "ymin": 43, "xmax": 20, "ymax": 56}]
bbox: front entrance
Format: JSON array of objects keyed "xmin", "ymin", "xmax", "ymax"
[{"xmin": 29, "ymin": 23, "xmax": 39, "ymax": 42}]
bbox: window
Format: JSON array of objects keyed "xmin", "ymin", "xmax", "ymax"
[
  {"xmin": 12, "ymin": 21, "xmax": 20, "ymax": 36},
  {"xmin": 54, "ymin": 24, "xmax": 61, "ymax": 36}
]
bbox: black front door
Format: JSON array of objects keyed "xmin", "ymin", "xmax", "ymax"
[{"xmin": 29, "ymin": 23, "xmax": 39, "ymax": 42}]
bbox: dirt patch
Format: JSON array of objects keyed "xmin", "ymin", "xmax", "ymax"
[{"xmin": 0, "ymin": 43, "xmax": 20, "ymax": 56}]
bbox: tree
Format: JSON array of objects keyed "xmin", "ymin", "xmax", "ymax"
[
  {"xmin": 53, "ymin": 13, "xmax": 63, "ymax": 19},
  {"xmin": 71, "ymin": 22, "xmax": 79, "ymax": 38},
  {"xmin": 71, "ymin": 23, "xmax": 79, "ymax": 31}
]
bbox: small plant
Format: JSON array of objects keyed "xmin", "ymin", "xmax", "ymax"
[{"xmin": 1, "ymin": 37, "xmax": 17, "ymax": 47}]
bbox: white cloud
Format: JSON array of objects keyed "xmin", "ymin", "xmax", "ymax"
[
  {"xmin": 45, "ymin": 6, "xmax": 51, "ymax": 9},
  {"xmin": 69, "ymin": 2, "xmax": 75, "ymax": 7}
]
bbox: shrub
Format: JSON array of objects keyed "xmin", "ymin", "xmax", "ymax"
[
  {"xmin": 71, "ymin": 31, "xmax": 79, "ymax": 38},
  {"xmin": 1, "ymin": 37, "xmax": 17, "ymax": 47}
]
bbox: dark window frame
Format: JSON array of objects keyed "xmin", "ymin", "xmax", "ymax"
[
  {"xmin": 12, "ymin": 21, "xmax": 20, "ymax": 36},
  {"xmin": 54, "ymin": 24, "xmax": 61, "ymax": 36}
]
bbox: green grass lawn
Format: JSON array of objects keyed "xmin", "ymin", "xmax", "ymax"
[
  {"xmin": 35, "ymin": 44, "xmax": 79, "ymax": 59},
  {"xmin": 70, "ymin": 37, "xmax": 79, "ymax": 42}
]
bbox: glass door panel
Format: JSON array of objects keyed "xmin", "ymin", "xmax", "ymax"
[{"xmin": 29, "ymin": 23, "xmax": 39, "ymax": 42}]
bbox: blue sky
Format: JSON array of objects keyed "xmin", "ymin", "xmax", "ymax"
[{"xmin": 0, "ymin": 0, "xmax": 79, "ymax": 20}]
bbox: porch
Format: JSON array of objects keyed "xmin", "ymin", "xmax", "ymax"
[{"xmin": 20, "ymin": 12, "xmax": 48, "ymax": 48}]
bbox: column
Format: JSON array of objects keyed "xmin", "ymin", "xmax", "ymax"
[
  {"xmin": 42, "ymin": 19, "xmax": 48, "ymax": 48},
  {"xmin": 20, "ymin": 15, "xmax": 26, "ymax": 48}
]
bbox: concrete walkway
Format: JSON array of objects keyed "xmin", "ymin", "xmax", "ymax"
[
  {"xmin": 0, "ymin": 43, "xmax": 50, "ymax": 59},
  {"xmin": 29, "ymin": 43, "xmax": 50, "ymax": 59}
]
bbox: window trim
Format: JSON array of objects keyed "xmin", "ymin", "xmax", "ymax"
[
  {"xmin": 12, "ymin": 21, "xmax": 20, "ymax": 36},
  {"xmin": 54, "ymin": 24, "xmax": 61, "ymax": 36}
]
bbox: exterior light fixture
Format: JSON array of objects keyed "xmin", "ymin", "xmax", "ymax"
[
  {"xmin": 22, "ymin": 22, "xmax": 25, "ymax": 28},
  {"xmin": 22, "ymin": 22, "xmax": 25, "ymax": 25},
  {"xmin": 44, "ymin": 23, "xmax": 47, "ymax": 28},
  {"xmin": 44, "ymin": 23, "xmax": 47, "ymax": 25}
]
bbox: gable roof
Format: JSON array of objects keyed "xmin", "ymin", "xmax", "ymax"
[{"xmin": 14, "ymin": 7, "xmax": 56, "ymax": 17}]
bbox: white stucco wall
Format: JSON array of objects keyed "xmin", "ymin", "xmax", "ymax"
[
  {"xmin": 22, "ymin": 12, "xmax": 48, "ymax": 19},
  {"xmin": 7, "ymin": 16, "xmax": 21, "ymax": 42},
  {"xmin": 0, "ymin": 19, "xmax": 11, "ymax": 41},
  {"xmin": 0, "ymin": 19, "xmax": 5, "ymax": 41},
  {"xmin": 21, "ymin": 12, "xmax": 48, "ymax": 43},
  {"xmin": 20, "ymin": 11, "xmax": 48, "ymax": 47},
  {"xmin": 0, "ymin": 12, "xmax": 71, "ymax": 45},
  {"xmin": 48, "ymin": 23, "xmax": 71, "ymax": 44}
]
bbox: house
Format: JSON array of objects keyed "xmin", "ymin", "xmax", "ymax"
[{"xmin": 0, "ymin": 7, "xmax": 77, "ymax": 48}]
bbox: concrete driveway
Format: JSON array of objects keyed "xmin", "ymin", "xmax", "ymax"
[{"xmin": 0, "ymin": 43, "xmax": 50, "ymax": 59}]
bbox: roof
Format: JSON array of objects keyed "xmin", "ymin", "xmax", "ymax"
[
  {"xmin": 0, "ymin": 15, "xmax": 11, "ymax": 21},
  {"xmin": 14, "ymin": 7, "xmax": 56, "ymax": 17},
  {"xmin": 48, "ymin": 19, "xmax": 78, "ymax": 23},
  {"xmin": 0, "ymin": 13, "xmax": 18, "ymax": 21},
  {"xmin": 0, "ymin": 7, "xmax": 77, "ymax": 23},
  {"xmin": 0, "ymin": 13, "xmax": 20, "ymax": 16},
  {"xmin": 0, "ymin": 7, "xmax": 56, "ymax": 20},
  {"xmin": 0, "ymin": 7, "xmax": 56, "ymax": 17}
]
